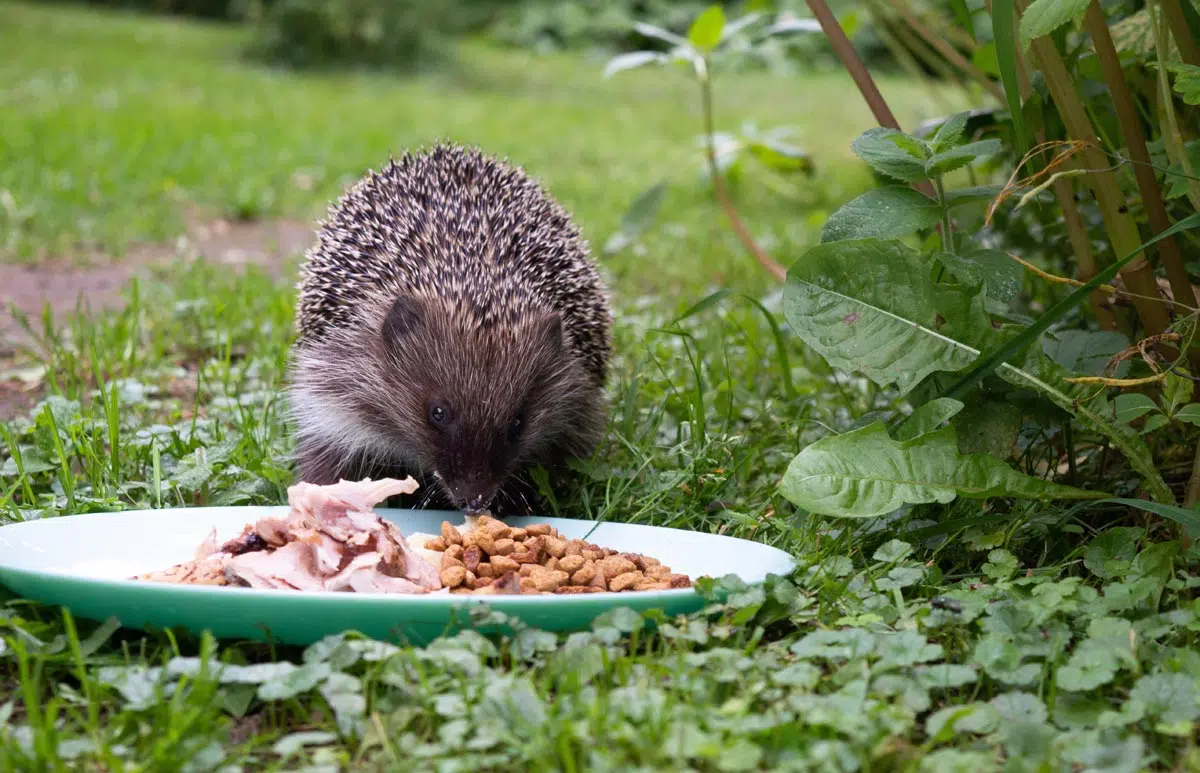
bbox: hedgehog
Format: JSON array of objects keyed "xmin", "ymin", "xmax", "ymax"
[{"xmin": 287, "ymin": 143, "xmax": 612, "ymax": 517}]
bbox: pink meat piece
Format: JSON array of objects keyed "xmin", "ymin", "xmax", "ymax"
[
  {"xmin": 347, "ymin": 572, "xmax": 434, "ymax": 594},
  {"xmin": 226, "ymin": 542, "xmax": 326, "ymax": 591},
  {"xmin": 395, "ymin": 528, "xmax": 442, "ymax": 589},
  {"xmin": 194, "ymin": 528, "xmax": 220, "ymax": 562},
  {"xmin": 216, "ymin": 477, "xmax": 441, "ymax": 594}
]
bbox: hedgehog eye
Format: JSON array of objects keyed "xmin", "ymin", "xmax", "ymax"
[
  {"xmin": 428, "ymin": 402, "xmax": 451, "ymax": 426},
  {"xmin": 507, "ymin": 417, "xmax": 522, "ymax": 442}
]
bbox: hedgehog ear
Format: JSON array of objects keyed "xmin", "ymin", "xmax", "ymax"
[{"xmin": 382, "ymin": 295, "xmax": 423, "ymax": 343}]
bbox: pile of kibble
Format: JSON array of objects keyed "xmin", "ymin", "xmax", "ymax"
[{"xmin": 419, "ymin": 515, "xmax": 693, "ymax": 595}]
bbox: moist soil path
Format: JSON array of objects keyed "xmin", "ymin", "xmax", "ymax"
[{"xmin": 0, "ymin": 216, "xmax": 314, "ymax": 421}]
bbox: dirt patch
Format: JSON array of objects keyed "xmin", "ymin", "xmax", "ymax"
[
  {"xmin": 0, "ymin": 215, "xmax": 315, "ymax": 421},
  {"xmin": 1, "ymin": 216, "xmax": 312, "ymax": 347}
]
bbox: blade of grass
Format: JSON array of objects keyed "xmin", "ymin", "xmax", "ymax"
[{"xmin": 991, "ymin": 0, "xmax": 1027, "ymax": 156}]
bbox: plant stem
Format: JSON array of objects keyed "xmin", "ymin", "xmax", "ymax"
[
  {"xmin": 1085, "ymin": 0, "xmax": 1197, "ymax": 332},
  {"xmin": 806, "ymin": 0, "xmax": 902, "ymax": 130},
  {"xmin": 933, "ymin": 176, "xmax": 954, "ymax": 253},
  {"xmin": 698, "ymin": 66, "xmax": 786, "ymax": 282},
  {"xmin": 805, "ymin": 0, "xmax": 938, "ymax": 203},
  {"xmin": 1161, "ymin": 0, "xmax": 1200, "ymax": 66},
  {"xmin": 1006, "ymin": 0, "xmax": 1113, "ymax": 327},
  {"xmin": 1028, "ymin": 35, "xmax": 1173, "ymax": 342}
]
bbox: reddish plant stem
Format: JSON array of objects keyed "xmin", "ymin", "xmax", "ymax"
[
  {"xmin": 805, "ymin": 0, "xmax": 937, "ymax": 203},
  {"xmin": 699, "ymin": 69, "xmax": 787, "ymax": 282}
]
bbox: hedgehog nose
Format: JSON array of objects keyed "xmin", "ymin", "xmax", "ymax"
[{"xmin": 465, "ymin": 494, "xmax": 490, "ymax": 515}]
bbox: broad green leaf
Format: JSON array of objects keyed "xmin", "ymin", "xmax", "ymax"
[
  {"xmin": 257, "ymin": 662, "xmax": 331, "ymax": 701},
  {"xmin": 633, "ymin": 22, "xmax": 689, "ymax": 47},
  {"xmin": 1163, "ymin": 370, "xmax": 1192, "ymax": 416},
  {"xmin": 1041, "ymin": 329, "xmax": 1130, "ymax": 377},
  {"xmin": 780, "ymin": 422, "xmax": 1106, "ymax": 518},
  {"xmin": 896, "ymin": 398, "xmax": 965, "ymax": 441},
  {"xmin": 821, "ymin": 187, "xmax": 942, "ymax": 243},
  {"xmin": 936, "ymin": 250, "xmax": 1023, "ymax": 303},
  {"xmin": 783, "ymin": 238, "xmax": 992, "ymax": 395},
  {"xmin": 1110, "ymin": 8, "xmax": 1155, "ymax": 55},
  {"xmin": 719, "ymin": 12, "xmax": 763, "ymax": 42},
  {"xmin": 1129, "ymin": 673, "xmax": 1200, "ymax": 725},
  {"xmin": 1165, "ymin": 62, "xmax": 1200, "ymax": 105},
  {"xmin": 603, "ymin": 51, "xmax": 667, "ymax": 78},
  {"xmin": 972, "ymin": 42, "xmax": 1000, "ymax": 78},
  {"xmin": 1113, "ymin": 393, "xmax": 1159, "ymax": 423},
  {"xmin": 1176, "ymin": 403, "xmax": 1200, "ymax": 426},
  {"xmin": 926, "ymin": 139, "xmax": 1003, "ymax": 177},
  {"xmin": 930, "ymin": 112, "xmax": 970, "ymax": 152},
  {"xmin": 688, "ymin": 6, "xmax": 726, "ymax": 53},
  {"xmin": 1056, "ymin": 636, "xmax": 1120, "ymax": 692},
  {"xmin": 762, "ymin": 17, "xmax": 822, "ymax": 36},
  {"xmin": 850, "ymin": 128, "xmax": 930, "ymax": 182},
  {"xmin": 1019, "ymin": 0, "xmax": 1089, "ymax": 46},
  {"xmin": 1140, "ymin": 414, "xmax": 1168, "ymax": 434},
  {"xmin": 1083, "ymin": 527, "xmax": 1143, "ymax": 579}
]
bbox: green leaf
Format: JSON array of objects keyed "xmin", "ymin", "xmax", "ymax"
[
  {"xmin": 1107, "ymin": 498, "xmax": 1200, "ymax": 535},
  {"xmin": 1083, "ymin": 527, "xmax": 1143, "ymax": 579},
  {"xmin": 633, "ymin": 22, "xmax": 689, "ymax": 47},
  {"xmin": 936, "ymin": 249, "xmax": 1024, "ymax": 303},
  {"xmin": 1110, "ymin": 8, "xmax": 1156, "ymax": 55},
  {"xmin": 257, "ymin": 662, "xmax": 331, "ymax": 701},
  {"xmin": 821, "ymin": 187, "xmax": 942, "ymax": 243},
  {"xmin": 930, "ymin": 112, "xmax": 969, "ymax": 152},
  {"xmin": 926, "ymin": 140, "xmax": 1002, "ymax": 177},
  {"xmin": 1129, "ymin": 673, "xmax": 1200, "ymax": 725},
  {"xmin": 1041, "ymin": 330, "xmax": 1130, "ymax": 378},
  {"xmin": 780, "ymin": 422, "xmax": 1106, "ymax": 518},
  {"xmin": 1165, "ymin": 62, "xmax": 1200, "ymax": 105},
  {"xmin": 1056, "ymin": 644, "xmax": 1118, "ymax": 691},
  {"xmin": 850, "ymin": 128, "xmax": 929, "ymax": 182},
  {"xmin": 1175, "ymin": 403, "xmax": 1200, "ymax": 426},
  {"xmin": 1113, "ymin": 393, "xmax": 1159, "ymax": 423},
  {"xmin": 783, "ymin": 238, "xmax": 991, "ymax": 396},
  {"xmin": 895, "ymin": 398, "xmax": 965, "ymax": 441},
  {"xmin": 1140, "ymin": 413, "xmax": 1169, "ymax": 434},
  {"xmin": 1163, "ymin": 370, "xmax": 1192, "ymax": 416},
  {"xmin": 1019, "ymin": 0, "xmax": 1089, "ymax": 46},
  {"xmin": 603, "ymin": 51, "xmax": 667, "ymax": 78},
  {"xmin": 688, "ymin": 6, "xmax": 726, "ymax": 53}
]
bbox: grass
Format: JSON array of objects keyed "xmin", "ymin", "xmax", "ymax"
[{"xmin": 2, "ymin": 2, "xmax": 1200, "ymax": 771}]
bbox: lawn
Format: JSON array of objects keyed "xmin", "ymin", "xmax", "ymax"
[{"xmin": 2, "ymin": 2, "xmax": 1199, "ymax": 772}]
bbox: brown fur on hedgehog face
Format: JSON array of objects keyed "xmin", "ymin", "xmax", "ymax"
[{"xmin": 369, "ymin": 293, "xmax": 599, "ymax": 513}]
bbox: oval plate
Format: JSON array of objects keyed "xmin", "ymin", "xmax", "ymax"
[{"xmin": 0, "ymin": 507, "xmax": 795, "ymax": 646}]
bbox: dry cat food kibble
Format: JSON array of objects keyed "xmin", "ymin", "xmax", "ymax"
[{"xmin": 409, "ymin": 515, "xmax": 693, "ymax": 595}]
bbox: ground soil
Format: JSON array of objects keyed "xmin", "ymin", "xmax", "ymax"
[{"xmin": 0, "ymin": 215, "xmax": 314, "ymax": 421}]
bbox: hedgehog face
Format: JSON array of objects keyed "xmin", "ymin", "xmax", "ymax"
[{"xmin": 376, "ymin": 294, "xmax": 591, "ymax": 515}]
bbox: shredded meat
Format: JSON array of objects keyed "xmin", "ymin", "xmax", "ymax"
[{"xmin": 134, "ymin": 477, "xmax": 444, "ymax": 595}]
